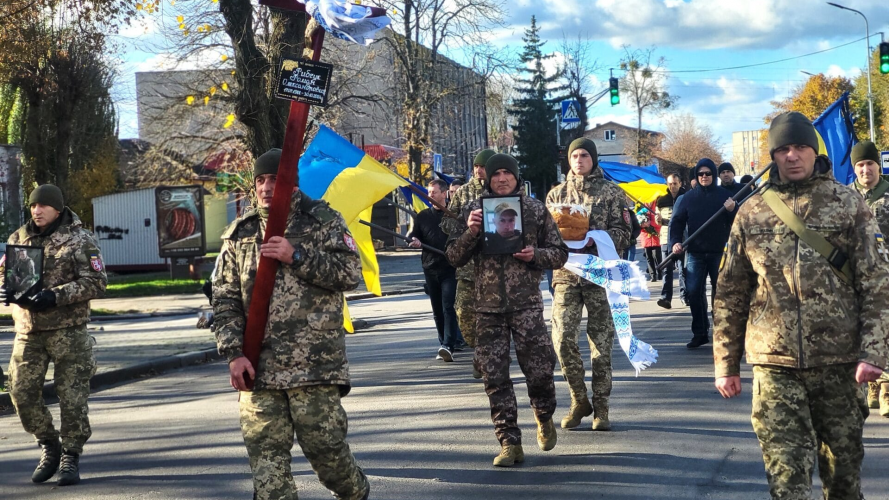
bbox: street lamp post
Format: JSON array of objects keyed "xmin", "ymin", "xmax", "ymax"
[{"xmin": 828, "ymin": 2, "xmax": 875, "ymax": 142}]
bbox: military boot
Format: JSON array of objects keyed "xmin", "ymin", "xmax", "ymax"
[
  {"xmin": 592, "ymin": 399, "xmax": 611, "ymax": 431},
  {"xmin": 867, "ymin": 382, "xmax": 881, "ymax": 409},
  {"xmin": 536, "ymin": 416, "xmax": 557, "ymax": 451},
  {"xmin": 31, "ymin": 438, "xmax": 61, "ymax": 483},
  {"xmin": 492, "ymin": 444, "xmax": 524, "ymax": 467},
  {"xmin": 57, "ymin": 452, "xmax": 80, "ymax": 486},
  {"xmin": 560, "ymin": 398, "xmax": 593, "ymax": 429},
  {"xmin": 880, "ymin": 383, "xmax": 889, "ymax": 418}
]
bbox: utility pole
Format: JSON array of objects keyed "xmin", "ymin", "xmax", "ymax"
[{"xmin": 828, "ymin": 2, "xmax": 875, "ymax": 142}]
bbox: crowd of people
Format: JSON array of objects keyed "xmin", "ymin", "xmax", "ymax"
[{"xmin": 1, "ymin": 111, "xmax": 887, "ymax": 500}]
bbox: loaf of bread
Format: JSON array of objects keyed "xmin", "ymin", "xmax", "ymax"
[{"xmin": 549, "ymin": 204, "xmax": 589, "ymax": 241}]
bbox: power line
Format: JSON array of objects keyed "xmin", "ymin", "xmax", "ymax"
[{"xmin": 663, "ymin": 36, "xmax": 869, "ymax": 74}]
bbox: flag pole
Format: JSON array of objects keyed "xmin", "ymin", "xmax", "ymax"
[{"xmin": 241, "ymin": 16, "xmax": 325, "ymax": 389}]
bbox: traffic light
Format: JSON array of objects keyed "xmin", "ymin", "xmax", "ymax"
[
  {"xmin": 881, "ymin": 42, "xmax": 889, "ymax": 75},
  {"xmin": 609, "ymin": 77, "xmax": 620, "ymax": 106}
]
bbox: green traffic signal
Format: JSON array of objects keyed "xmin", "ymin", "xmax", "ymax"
[
  {"xmin": 881, "ymin": 43, "xmax": 889, "ymax": 75},
  {"xmin": 609, "ymin": 77, "xmax": 620, "ymax": 106}
]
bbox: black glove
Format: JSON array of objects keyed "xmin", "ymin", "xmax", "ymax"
[{"xmin": 29, "ymin": 290, "xmax": 57, "ymax": 312}]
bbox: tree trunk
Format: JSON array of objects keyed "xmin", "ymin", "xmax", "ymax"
[{"xmin": 636, "ymin": 108, "xmax": 643, "ymax": 166}]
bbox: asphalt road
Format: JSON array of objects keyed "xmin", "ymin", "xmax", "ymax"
[{"xmin": 1, "ymin": 289, "xmax": 888, "ymax": 500}]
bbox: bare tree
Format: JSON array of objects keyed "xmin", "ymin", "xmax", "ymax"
[
  {"xmin": 657, "ymin": 113, "xmax": 723, "ymax": 167},
  {"xmin": 486, "ymin": 73, "xmax": 516, "ymax": 153},
  {"xmin": 558, "ymin": 33, "xmax": 601, "ymax": 144},
  {"xmin": 619, "ymin": 46, "xmax": 676, "ymax": 164},
  {"xmin": 374, "ymin": 0, "xmax": 506, "ymax": 181}
]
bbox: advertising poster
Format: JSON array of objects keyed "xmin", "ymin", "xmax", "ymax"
[{"xmin": 154, "ymin": 186, "xmax": 206, "ymax": 258}]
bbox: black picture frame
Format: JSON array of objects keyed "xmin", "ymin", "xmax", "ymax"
[
  {"xmin": 3, "ymin": 245, "xmax": 44, "ymax": 304},
  {"xmin": 481, "ymin": 195, "xmax": 524, "ymax": 255}
]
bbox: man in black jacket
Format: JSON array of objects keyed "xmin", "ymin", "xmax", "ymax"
[
  {"xmin": 717, "ymin": 162, "xmax": 744, "ymax": 196},
  {"xmin": 670, "ymin": 159, "xmax": 737, "ymax": 348},
  {"xmin": 409, "ymin": 179, "xmax": 461, "ymax": 361}
]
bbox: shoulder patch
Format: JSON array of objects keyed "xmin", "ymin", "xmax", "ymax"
[
  {"xmin": 343, "ymin": 231, "xmax": 358, "ymax": 252},
  {"xmin": 90, "ymin": 253, "xmax": 104, "ymax": 272},
  {"xmin": 308, "ymin": 201, "xmax": 339, "ymax": 224}
]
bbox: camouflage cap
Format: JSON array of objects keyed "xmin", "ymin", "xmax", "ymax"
[{"xmin": 494, "ymin": 202, "xmax": 518, "ymax": 216}]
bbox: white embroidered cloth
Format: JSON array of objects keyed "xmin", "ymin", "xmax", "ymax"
[{"xmin": 306, "ymin": 0, "xmax": 391, "ymax": 46}]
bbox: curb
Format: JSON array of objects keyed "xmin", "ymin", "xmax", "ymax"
[
  {"xmin": 0, "ymin": 287, "xmax": 426, "ymax": 327},
  {"xmin": 0, "ymin": 347, "xmax": 222, "ymax": 411}
]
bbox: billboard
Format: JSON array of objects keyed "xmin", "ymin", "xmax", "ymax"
[{"xmin": 154, "ymin": 185, "xmax": 206, "ymax": 258}]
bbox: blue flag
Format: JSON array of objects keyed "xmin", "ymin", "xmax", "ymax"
[{"xmin": 813, "ymin": 92, "xmax": 858, "ymax": 185}]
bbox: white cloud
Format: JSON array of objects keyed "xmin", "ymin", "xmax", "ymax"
[
  {"xmin": 136, "ymin": 48, "xmax": 230, "ymax": 73},
  {"xmin": 825, "ymin": 64, "xmax": 861, "ymax": 79}
]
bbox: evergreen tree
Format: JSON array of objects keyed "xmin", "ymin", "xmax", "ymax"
[{"xmin": 509, "ymin": 16, "xmax": 566, "ymax": 198}]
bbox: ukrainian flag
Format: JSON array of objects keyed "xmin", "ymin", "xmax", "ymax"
[
  {"xmin": 812, "ymin": 92, "xmax": 858, "ymax": 185},
  {"xmin": 399, "ymin": 178, "xmax": 431, "ymax": 214},
  {"xmin": 599, "ymin": 161, "xmax": 667, "ymax": 204},
  {"xmin": 299, "ymin": 125, "xmax": 408, "ymax": 331}
]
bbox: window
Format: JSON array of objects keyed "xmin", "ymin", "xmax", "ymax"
[{"xmin": 604, "ymin": 130, "xmax": 616, "ymax": 141}]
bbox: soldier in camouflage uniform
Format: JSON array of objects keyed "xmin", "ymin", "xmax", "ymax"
[
  {"xmin": 851, "ymin": 140, "xmax": 889, "ymax": 418},
  {"xmin": 713, "ymin": 112, "xmax": 889, "ymax": 500},
  {"xmin": 545, "ymin": 138, "xmax": 631, "ymax": 431},
  {"xmin": 446, "ymin": 153, "xmax": 568, "ymax": 467},
  {"xmin": 212, "ymin": 149, "xmax": 369, "ymax": 500},
  {"xmin": 441, "ymin": 149, "xmax": 495, "ymax": 379},
  {"xmin": 1, "ymin": 184, "xmax": 106, "ymax": 486}
]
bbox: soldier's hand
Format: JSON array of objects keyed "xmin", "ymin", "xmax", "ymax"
[
  {"xmin": 29, "ymin": 290, "xmax": 56, "ymax": 312},
  {"xmin": 229, "ymin": 356, "xmax": 256, "ymax": 391},
  {"xmin": 513, "ymin": 246, "xmax": 535, "ymax": 263},
  {"xmin": 672, "ymin": 243, "xmax": 684, "ymax": 255},
  {"xmin": 260, "ymin": 236, "xmax": 295, "ymax": 264},
  {"xmin": 724, "ymin": 198, "xmax": 737, "ymax": 212},
  {"xmin": 467, "ymin": 209, "xmax": 483, "ymax": 236},
  {"xmin": 855, "ymin": 362, "xmax": 883, "ymax": 384},
  {"xmin": 715, "ymin": 376, "xmax": 741, "ymax": 398}
]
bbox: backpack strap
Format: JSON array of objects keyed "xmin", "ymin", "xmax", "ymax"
[{"xmin": 761, "ymin": 187, "xmax": 853, "ymax": 285}]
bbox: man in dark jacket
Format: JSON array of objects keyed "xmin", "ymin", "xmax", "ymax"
[
  {"xmin": 655, "ymin": 173, "xmax": 686, "ymax": 308},
  {"xmin": 409, "ymin": 179, "xmax": 461, "ymax": 361},
  {"xmin": 670, "ymin": 158, "xmax": 737, "ymax": 348},
  {"xmin": 717, "ymin": 162, "xmax": 744, "ymax": 196}
]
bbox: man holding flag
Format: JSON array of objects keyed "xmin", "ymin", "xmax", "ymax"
[
  {"xmin": 852, "ymin": 140, "xmax": 889, "ymax": 418},
  {"xmin": 442, "ymin": 148, "xmax": 496, "ymax": 378},
  {"xmin": 212, "ymin": 149, "xmax": 370, "ymax": 500}
]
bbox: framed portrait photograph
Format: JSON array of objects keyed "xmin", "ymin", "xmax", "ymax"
[
  {"xmin": 481, "ymin": 195, "xmax": 524, "ymax": 255},
  {"xmin": 3, "ymin": 245, "xmax": 44, "ymax": 304}
]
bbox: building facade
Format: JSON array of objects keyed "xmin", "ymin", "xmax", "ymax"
[
  {"xmin": 583, "ymin": 121, "xmax": 663, "ymax": 165},
  {"xmin": 731, "ymin": 130, "xmax": 764, "ymax": 176}
]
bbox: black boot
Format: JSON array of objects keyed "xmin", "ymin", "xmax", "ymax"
[
  {"xmin": 57, "ymin": 451, "xmax": 80, "ymax": 486},
  {"xmin": 31, "ymin": 438, "xmax": 61, "ymax": 483},
  {"xmin": 686, "ymin": 335, "xmax": 710, "ymax": 349}
]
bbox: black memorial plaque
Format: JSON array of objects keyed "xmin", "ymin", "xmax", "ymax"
[{"xmin": 275, "ymin": 57, "xmax": 333, "ymax": 106}]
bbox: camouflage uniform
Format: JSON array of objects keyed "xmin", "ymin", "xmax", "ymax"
[
  {"xmin": 441, "ymin": 177, "xmax": 485, "ymax": 348},
  {"xmin": 714, "ymin": 160, "xmax": 889, "ymax": 500},
  {"xmin": 2, "ymin": 209, "xmax": 106, "ymax": 455},
  {"xmin": 213, "ymin": 191, "xmax": 369, "ymax": 500},
  {"xmin": 854, "ymin": 179, "xmax": 889, "ymax": 399},
  {"xmin": 446, "ymin": 190, "xmax": 568, "ymax": 445},
  {"xmin": 545, "ymin": 170, "xmax": 631, "ymax": 421}
]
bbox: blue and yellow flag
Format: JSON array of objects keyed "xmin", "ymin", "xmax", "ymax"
[
  {"xmin": 299, "ymin": 125, "xmax": 408, "ymax": 331},
  {"xmin": 399, "ymin": 178, "xmax": 430, "ymax": 214},
  {"xmin": 599, "ymin": 161, "xmax": 667, "ymax": 204},
  {"xmin": 813, "ymin": 92, "xmax": 858, "ymax": 185}
]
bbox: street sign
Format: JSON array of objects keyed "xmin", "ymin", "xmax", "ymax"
[
  {"xmin": 433, "ymin": 153, "xmax": 443, "ymax": 173},
  {"xmin": 561, "ymin": 100, "xmax": 580, "ymax": 123},
  {"xmin": 882, "ymin": 151, "xmax": 889, "ymax": 175},
  {"xmin": 274, "ymin": 57, "xmax": 333, "ymax": 106}
]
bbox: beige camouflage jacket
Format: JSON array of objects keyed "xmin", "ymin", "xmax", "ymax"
[
  {"xmin": 545, "ymin": 169, "xmax": 632, "ymax": 287},
  {"xmin": 854, "ymin": 178, "xmax": 889, "ymax": 237},
  {"xmin": 713, "ymin": 161, "xmax": 889, "ymax": 378},
  {"xmin": 446, "ymin": 190, "xmax": 568, "ymax": 314},
  {"xmin": 2, "ymin": 209, "xmax": 106, "ymax": 334},
  {"xmin": 441, "ymin": 177, "xmax": 485, "ymax": 282},
  {"xmin": 212, "ymin": 190, "xmax": 361, "ymax": 393}
]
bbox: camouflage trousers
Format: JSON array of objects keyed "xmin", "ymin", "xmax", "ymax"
[
  {"xmin": 455, "ymin": 279, "xmax": 476, "ymax": 348},
  {"xmin": 751, "ymin": 364, "xmax": 866, "ymax": 500},
  {"xmin": 8, "ymin": 325, "xmax": 96, "ymax": 454},
  {"xmin": 239, "ymin": 384, "xmax": 369, "ymax": 500},
  {"xmin": 550, "ymin": 283, "xmax": 614, "ymax": 406},
  {"xmin": 476, "ymin": 308, "xmax": 557, "ymax": 446}
]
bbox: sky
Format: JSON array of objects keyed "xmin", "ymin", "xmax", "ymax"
[{"xmin": 111, "ymin": 0, "xmax": 889, "ymax": 160}]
